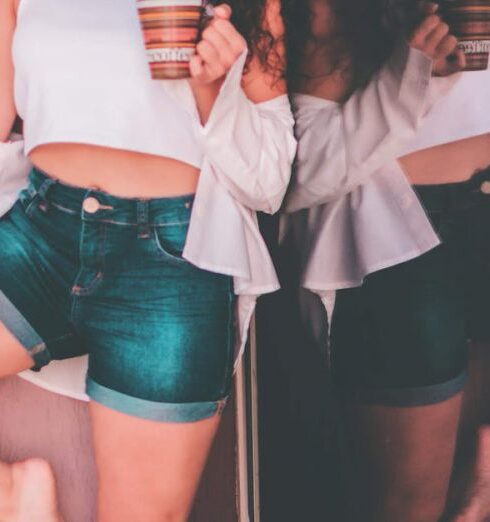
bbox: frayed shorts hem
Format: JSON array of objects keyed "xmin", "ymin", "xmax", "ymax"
[
  {"xmin": 86, "ymin": 378, "xmax": 229, "ymax": 423},
  {"xmin": 338, "ymin": 371, "xmax": 468, "ymax": 408}
]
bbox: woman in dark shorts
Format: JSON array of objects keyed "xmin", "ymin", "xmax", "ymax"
[{"xmin": 284, "ymin": 0, "xmax": 490, "ymax": 520}]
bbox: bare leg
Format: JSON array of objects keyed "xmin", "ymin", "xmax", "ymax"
[
  {"xmin": 90, "ymin": 401, "xmax": 222, "ymax": 522},
  {"xmin": 453, "ymin": 426, "xmax": 490, "ymax": 522},
  {"xmin": 343, "ymin": 394, "xmax": 462, "ymax": 522},
  {"xmin": 0, "ymin": 323, "xmax": 37, "ymax": 378},
  {"xmin": 0, "ymin": 322, "xmax": 62, "ymax": 521},
  {"xmin": 450, "ymin": 341, "xmax": 490, "ymax": 521}
]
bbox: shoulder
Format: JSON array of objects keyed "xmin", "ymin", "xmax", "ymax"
[{"xmin": 241, "ymin": 0, "xmax": 287, "ymax": 101}]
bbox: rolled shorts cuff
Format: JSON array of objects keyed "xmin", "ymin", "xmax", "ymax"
[
  {"xmin": 86, "ymin": 378, "xmax": 229, "ymax": 423},
  {"xmin": 0, "ymin": 290, "xmax": 51, "ymax": 370},
  {"xmin": 339, "ymin": 371, "xmax": 468, "ymax": 408}
]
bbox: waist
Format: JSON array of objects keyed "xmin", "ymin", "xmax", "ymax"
[
  {"xmin": 26, "ymin": 167, "xmax": 195, "ymax": 226},
  {"xmin": 30, "ymin": 144, "xmax": 200, "ymax": 198},
  {"xmin": 399, "ymin": 133, "xmax": 490, "ymax": 185},
  {"xmin": 413, "ymin": 164, "xmax": 490, "ymax": 214}
]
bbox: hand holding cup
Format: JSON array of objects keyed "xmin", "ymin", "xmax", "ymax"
[
  {"xmin": 408, "ymin": 2, "xmax": 466, "ymax": 76},
  {"xmin": 189, "ymin": 4, "xmax": 247, "ymax": 85}
]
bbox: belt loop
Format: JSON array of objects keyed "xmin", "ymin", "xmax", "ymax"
[
  {"xmin": 37, "ymin": 177, "xmax": 57, "ymax": 199},
  {"xmin": 32, "ymin": 177, "xmax": 57, "ymax": 213},
  {"xmin": 136, "ymin": 200, "xmax": 150, "ymax": 239}
]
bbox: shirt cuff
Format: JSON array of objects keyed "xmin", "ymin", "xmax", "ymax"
[
  {"xmin": 199, "ymin": 48, "xmax": 248, "ymax": 137},
  {"xmin": 388, "ymin": 40, "xmax": 462, "ymax": 115}
]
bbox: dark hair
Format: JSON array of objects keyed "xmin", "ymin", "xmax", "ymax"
[
  {"xmin": 285, "ymin": 0, "xmax": 423, "ymax": 90},
  {"xmin": 209, "ymin": 0, "xmax": 286, "ymax": 78}
]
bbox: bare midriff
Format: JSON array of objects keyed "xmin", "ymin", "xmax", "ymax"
[
  {"xmin": 299, "ymin": 78, "xmax": 490, "ymax": 188},
  {"xmin": 399, "ymin": 133, "xmax": 490, "ymax": 185},
  {"xmin": 298, "ymin": 31, "xmax": 490, "ymax": 189},
  {"xmin": 29, "ymin": 143, "xmax": 200, "ymax": 198}
]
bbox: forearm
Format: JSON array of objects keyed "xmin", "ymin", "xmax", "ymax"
[
  {"xmin": 189, "ymin": 79, "xmax": 223, "ymax": 125},
  {"xmin": 0, "ymin": 111, "xmax": 16, "ymax": 143}
]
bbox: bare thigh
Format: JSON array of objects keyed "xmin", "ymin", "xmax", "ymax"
[
  {"xmin": 90, "ymin": 401, "xmax": 222, "ymax": 522},
  {"xmin": 0, "ymin": 322, "xmax": 35, "ymax": 378}
]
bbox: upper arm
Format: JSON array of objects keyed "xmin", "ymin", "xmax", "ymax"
[
  {"xmin": 0, "ymin": 0, "xmax": 17, "ymax": 142},
  {"xmin": 241, "ymin": 0, "xmax": 287, "ymax": 103}
]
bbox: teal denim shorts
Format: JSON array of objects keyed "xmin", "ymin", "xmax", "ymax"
[{"xmin": 0, "ymin": 168, "xmax": 235, "ymax": 422}]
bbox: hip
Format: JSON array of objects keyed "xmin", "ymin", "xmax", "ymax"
[{"xmin": 2, "ymin": 167, "xmax": 233, "ymax": 294}]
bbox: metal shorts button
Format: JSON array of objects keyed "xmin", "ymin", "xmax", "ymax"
[
  {"xmin": 83, "ymin": 197, "xmax": 101, "ymax": 214},
  {"xmin": 480, "ymin": 181, "xmax": 490, "ymax": 195}
]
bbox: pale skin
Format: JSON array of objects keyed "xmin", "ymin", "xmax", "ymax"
[
  {"xmin": 0, "ymin": 0, "xmax": 285, "ymax": 521},
  {"xmin": 299, "ymin": 2, "xmax": 489, "ymax": 522}
]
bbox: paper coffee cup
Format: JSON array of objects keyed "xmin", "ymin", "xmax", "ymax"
[
  {"xmin": 441, "ymin": 0, "xmax": 490, "ymax": 71},
  {"xmin": 137, "ymin": 0, "xmax": 205, "ymax": 80}
]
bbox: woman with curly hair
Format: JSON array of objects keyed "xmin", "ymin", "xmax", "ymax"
[
  {"xmin": 0, "ymin": 0, "xmax": 295, "ymax": 519},
  {"xmin": 284, "ymin": 0, "xmax": 490, "ymax": 520}
]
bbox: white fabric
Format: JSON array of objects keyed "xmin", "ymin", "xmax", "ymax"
[
  {"xmin": 2, "ymin": 1, "xmax": 296, "ymax": 399},
  {"xmin": 402, "ymin": 66, "xmax": 490, "ymax": 154},
  {"xmin": 13, "ymin": 0, "xmax": 202, "ymax": 166},
  {"xmin": 0, "ymin": 135, "xmax": 31, "ymax": 216},
  {"xmin": 285, "ymin": 42, "xmax": 461, "ymax": 213},
  {"xmin": 282, "ymin": 41, "xmax": 468, "ymax": 312}
]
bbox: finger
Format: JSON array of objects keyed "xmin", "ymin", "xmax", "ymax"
[
  {"xmin": 189, "ymin": 55, "xmax": 205, "ymax": 78},
  {"xmin": 209, "ymin": 18, "xmax": 246, "ymax": 58},
  {"xmin": 449, "ymin": 47, "xmax": 466, "ymax": 71},
  {"xmin": 196, "ymin": 40, "xmax": 226, "ymax": 77},
  {"xmin": 424, "ymin": 21, "xmax": 450, "ymax": 55},
  {"xmin": 196, "ymin": 39, "xmax": 221, "ymax": 65},
  {"xmin": 410, "ymin": 14, "xmax": 441, "ymax": 47},
  {"xmin": 434, "ymin": 34, "xmax": 458, "ymax": 59},
  {"xmin": 202, "ymin": 26, "xmax": 238, "ymax": 68},
  {"xmin": 455, "ymin": 48, "xmax": 466, "ymax": 69},
  {"xmin": 420, "ymin": 1, "xmax": 439, "ymax": 15},
  {"xmin": 214, "ymin": 3, "xmax": 232, "ymax": 20}
]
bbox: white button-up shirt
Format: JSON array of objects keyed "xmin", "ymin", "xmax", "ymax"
[
  {"xmin": 282, "ymin": 42, "xmax": 464, "ymax": 319},
  {"xmin": 0, "ymin": 52, "xmax": 297, "ymax": 399}
]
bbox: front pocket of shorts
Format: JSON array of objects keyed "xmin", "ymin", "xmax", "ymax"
[{"xmin": 153, "ymin": 223, "xmax": 189, "ymax": 264}]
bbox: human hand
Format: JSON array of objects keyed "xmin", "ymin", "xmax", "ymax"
[
  {"xmin": 189, "ymin": 4, "xmax": 247, "ymax": 86},
  {"xmin": 408, "ymin": 2, "xmax": 465, "ymax": 76}
]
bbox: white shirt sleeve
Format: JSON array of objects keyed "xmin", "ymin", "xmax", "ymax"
[
  {"xmin": 285, "ymin": 41, "xmax": 461, "ymax": 213},
  {"xmin": 0, "ymin": 135, "xmax": 32, "ymax": 217},
  {"xmin": 199, "ymin": 50, "xmax": 297, "ymax": 214}
]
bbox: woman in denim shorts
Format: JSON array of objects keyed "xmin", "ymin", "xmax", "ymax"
[
  {"xmin": 283, "ymin": 0, "xmax": 490, "ymax": 520},
  {"xmin": 0, "ymin": 0, "xmax": 295, "ymax": 519}
]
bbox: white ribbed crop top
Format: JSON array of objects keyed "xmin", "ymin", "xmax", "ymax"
[
  {"xmin": 12, "ymin": 0, "xmax": 202, "ymax": 167},
  {"xmin": 402, "ymin": 66, "xmax": 490, "ymax": 155}
]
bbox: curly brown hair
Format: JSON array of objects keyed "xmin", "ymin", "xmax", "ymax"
[
  {"xmin": 209, "ymin": 0, "xmax": 286, "ymax": 77},
  {"xmin": 285, "ymin": 0, "xmax": 424, "ymax": 90}
]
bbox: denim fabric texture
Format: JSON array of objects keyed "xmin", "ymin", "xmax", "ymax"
[
  {"xmin": 0, "ymin": 168, "xmax": 235, "ymax": 422},
  {"xmin": 331, "ymin": 167, "xmax": 490, "ymax": 407}
]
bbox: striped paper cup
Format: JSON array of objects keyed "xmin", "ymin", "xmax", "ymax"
[
  {"xmin": 137, "ymin": 0, "xmax": 206, "ymax": 79},
  {"xmin": 441, "ymin": 0, "xmax": 490, "ymax": 71}
]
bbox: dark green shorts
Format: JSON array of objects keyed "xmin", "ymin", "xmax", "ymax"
[
  {"xmin": 331, "ymin": 167, "xmax": 490, "ymax": 407},
  {"xmin": 0, "ymin": 168, "xmax": 235, "ymax": 423}
]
